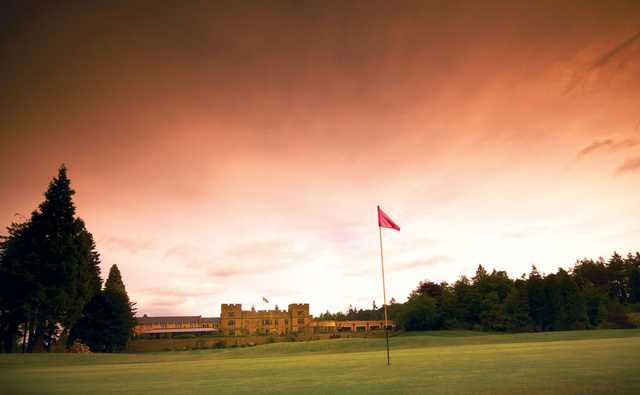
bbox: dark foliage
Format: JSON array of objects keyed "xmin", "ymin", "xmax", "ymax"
[
  {"xmin": 0, "ymin": 166, "xmax": 135, "ymax": 353},
  {"xmin": 68, "ymin": 265, "xmax": 136, "ymax": 352},
  {"xmin": 319, "ymin": 252, "xmax": 640, "ymax": 333}
]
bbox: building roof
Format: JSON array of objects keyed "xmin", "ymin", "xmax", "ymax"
[
  {"xmin": 144, "ymin": 328, "xmax": 218, "ymax": 334},
  {"xmin": 137, "ymin": 316, "xmax": 201, "ymax": 324}
]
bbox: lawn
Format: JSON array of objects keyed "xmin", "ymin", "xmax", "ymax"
[{"xmin": 1, "ymin": 329, "xmax": 639, "ymax": 394}]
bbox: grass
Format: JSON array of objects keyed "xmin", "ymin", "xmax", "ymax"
[{"xmin": 1, "ymin": 329, "xmax": 640, "ymax": 394}]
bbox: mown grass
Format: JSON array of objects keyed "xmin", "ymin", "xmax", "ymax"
[{"xmin": 1, "ymin": 329, "xmax": 639, "ymax": 394}]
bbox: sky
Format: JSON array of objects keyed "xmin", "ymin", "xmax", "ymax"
[{"xmin": 1, "ymin": 1, "xmax": 639, "ymax": 317}]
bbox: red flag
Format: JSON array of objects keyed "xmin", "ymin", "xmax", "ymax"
[{"xmin": 378, "ymin": 206, "xmax": 400, "ymax": 231}]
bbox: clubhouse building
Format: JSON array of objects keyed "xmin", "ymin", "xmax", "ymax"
[{"xmin": 135, "ymin": 303, "xmax": 395, "ymax": 336}]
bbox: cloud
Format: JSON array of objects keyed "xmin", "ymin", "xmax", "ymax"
[
  {"xmin": 390, "ymin": 255, "xmax": 452, "ymax": 272},
  {"xmin": 576, "ymin": 137, "xmax": 639, "ymax": 158},
  {"xmin": 224, "ymin": 240, "xmax": 293, "ymax": 260},
  {"xmin": 615, "ymin": 157, "xmax": 640, "ymax": 174},
  {"xmin": 565, "ymin": 30, "xmax": 640, "ymax": 94},
  {"xmin": 136, "ymin": 287, "xmax": 216, "ymax": 299},
  {"xmin": 100, "ymin": 237, "xmax": 155, "ymax": 254},
  {"xmin": 205, "ymin": 240, "xmax": 303, "ymax": 278},
  {"xmin": 146, "ymin": 297, "xmax": 188, "ymax": 308},
  {"xmin": 163, "ymin": 244, "xmax": 212, "ymax": 269},
  {"xmin": 161, "ymin": 240, "xmax": 304, "ymax": 279},
  {"xmin": 589, "ymin": 31, "xmax": 640, "ymax": 70},
  {"xmin": 207, "ymin": 261, "xmax": 290, "ymax": 279},
  {"xmin": 577, "ymin": 139, "xmax": 615, "ymax": 157}
]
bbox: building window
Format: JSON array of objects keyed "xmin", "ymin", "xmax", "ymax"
[
  {"xmin": 285, "ymin": 320, "xmax": 289, "ymax": 326},
  {"xmin": 263, "ymin": 320, "xmax": 271, "ymax": 325},
  {"xmin": 228, "ymin": 320, "xmax": 235, "ymax": 327},
  {"xmin": 297, "ymin": 318, "xmax": 305, "ymax": 325}
]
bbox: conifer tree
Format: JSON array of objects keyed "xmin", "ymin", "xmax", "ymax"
[
  {"xmin": 0, "ymin": 165, "xmax": 101, "ymax": 351},
  {"xmin": 104, "ymin": 265, "xmax": 126, "ymax": 294},
  {"xmin": 69, "ymin": 264, "xmax": 136, "ymax": 352},
  {"xmin": 629, "ymin": 253, "xmax": 640, "ymax": 304},
  {"xmin": 526, "ymin": 266, "xmax": 545, "ymax": 331}
]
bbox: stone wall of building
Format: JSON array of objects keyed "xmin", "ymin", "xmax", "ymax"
[{"xmin": 135, "ymin": 303, "xmax": 394, "ymax": 337}]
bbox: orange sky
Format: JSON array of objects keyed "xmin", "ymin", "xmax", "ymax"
[{"xmin": 1, "ymin": 1, "xmax": 639, "ymax": 316}]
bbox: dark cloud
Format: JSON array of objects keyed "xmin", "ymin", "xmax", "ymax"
[
  {"xmin": 565, "ymin": 30, "xmax": 640, "ymax": 94},
  {"xmin": 616, "ymin": 157, "xmax": 640, "ymax": 174},
  {"xmin": 577, "ymin": 139, "xmax": 615, "ymax": 157},
  {"xmin": 577, "ymin": 137, "xmax": 640, "ymax": 158},
  {"xmin": 590, "ymin": 31, "xmax": 640, "ymax": 70}
]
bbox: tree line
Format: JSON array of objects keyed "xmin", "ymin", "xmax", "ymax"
[
  {"xmin": 0, "ymin": 166, "xmax": 136, "ymax": 353},
  {"xmin": 319, "ymin": 253, "xmax": 640, "ymax": 332}
]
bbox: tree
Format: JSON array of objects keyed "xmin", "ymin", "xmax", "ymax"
[
  {"xmin": 572, "ymin": 258, "xmax": 609, "ymax": 328},
  {"xmin": 29, "ymin": 165, "xmax": 102, "ymax": 350},
  {"xmin": 397, "ymin": 294, "xmax": 439, "ymax": 330},
  {"xmin": 308, "ymin": 249, "xmax": 638, "ymax": 334},
  {"xmin": 0, "ymin": 165, "xmax": 101, "ymax": 352},
  {"xmin": 105, "ymin": 265, "xmax": 126, "ymax": 294},
  {"xmin": 557, "ymin": 269, "xmax": 587, "ymax": 329},
  {"xmin": 412, "ymin": 280, "xmax": 443, "ymax": 299},
  {"xmin": 527, "ymin": 266, "xmax": 545, "ymax": 331},
  {"xmin": 437, "ymin": 285, "xmax": 460, "ymax": 329},
  {"xmin": 504, "ymin": 279, "xmax": 530, "ymax": 331},
  {"xmin": 69, "ymin": 264, "xmax": 136, "ymax": 352},
  {"xmin": 0, "ymin": 221, "xmax": 35, "ymax": 352},
  {"xmin": 454, "ymin": 276, "xmax": 483, "ymax": 328},
  {"xmin": 583, "ymin": 286, "xmax": 608, "ymax": 327},
  {"xmin": 607, "ymin": 252, "xmax": 628, "ymax": 303},
  {"xmin": 626, "ymin": 253, "xmax": 640, "ymax": 304}
]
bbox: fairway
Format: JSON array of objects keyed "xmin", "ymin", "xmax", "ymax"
[{"xmin": 1, "ymin": 330, "xmax": 640, "ymax": 394}]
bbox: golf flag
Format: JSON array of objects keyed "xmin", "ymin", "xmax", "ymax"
[
  {"xmin": 378, "ymin": 206, "xmax": 400, "ymax": 231},
  {"xmin": 376, "ymin": 205, "xmax": 400, "ymax": 366},
  {"xmin": 262, "ymin": 297, "xmax": 269, "ymax": 303}
]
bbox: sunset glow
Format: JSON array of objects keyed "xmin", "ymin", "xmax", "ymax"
[{"xmin": 2, "ymin": 1, "xmax": 639, "ymax": 317}]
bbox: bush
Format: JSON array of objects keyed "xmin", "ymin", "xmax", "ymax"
[
  {"xmin": 628, "ymin": 313, "xmax": 640, "ymax": 328},
  {"xmin": 173, "ymin": 334, "xmax": 196, "ymax": 339},
  {"xmin": 602, "ymin": 312, "xmax": 634, "ymax": 329}
]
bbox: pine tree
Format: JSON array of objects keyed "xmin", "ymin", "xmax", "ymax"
[
  {"xmin": 607, "ymin": 252, "xmax": 628, "ymax": 303},
  {"xmin": 104, "ymin": 265, "xmax": 126, "ymax": 294},
  {"xmin": 629, "ymin": 256, "xmax": 640, "ymax": 304},
  {"xmin": 0, "ymin": 221, "xmax": 35, "ymax": 352},
  {"xmin": 70, "ymin": 264, "xmax": 136, "ymax": 352},
  {"xmin": 505, "ymin": 279, "xmax": 531, "ymax": 331},
  {"xmin": 527, "ymin": 266, "xmax": 545, "ymax": 331},
  {"xmin": 31, "ymin": 166, "xmax": 102, "ymax": 350},
  {"xmin": 0, "ymin": 165, "xmax": 101, "ymax": 352},
  {"xmin": 557, "ymin": 269, "xmax": 588, "ymax": 329}
]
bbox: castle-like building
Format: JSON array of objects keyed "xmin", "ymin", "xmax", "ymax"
[
  {"xmin": 135, "ymin": 303, "xmax": 394, "ymax": 336},
  {"xmin": 220, "ymin": 303, "xmax": 311, "ymax": 336}
]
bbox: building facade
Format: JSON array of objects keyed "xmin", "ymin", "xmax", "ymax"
[
  {"xmin": 220, "ymin": 303, "xmax": 312, "ymax": 336},
  {"xmin": 135, "ymin": 303, "xmax": 395, "ymax": 336},
  {"xmin": 134, "ymin": 315, "xmax": 219, "ymax": 335}
]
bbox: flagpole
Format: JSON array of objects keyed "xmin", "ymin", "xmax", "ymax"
[{"xmin": 378, "ymin": 224, "xmax": 391, "ymax": 366}]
